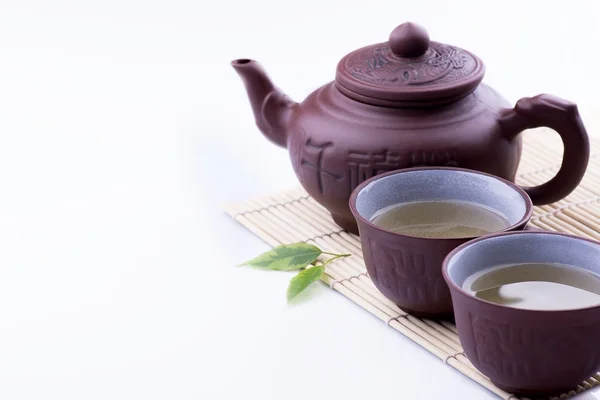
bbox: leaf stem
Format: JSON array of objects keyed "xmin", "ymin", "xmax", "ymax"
[
  {"xmin": 322, "ymin": 253, "xmax": 351, "ymax": 265},
  {"xmin": 321, "ymin": 251, "xmax": 351, "ymax": 257}
]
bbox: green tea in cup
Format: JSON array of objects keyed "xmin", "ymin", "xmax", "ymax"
[
  {"xmin": 462, "ymin": 262, "xmax": 600, "ymax": 310},
  {"xmin": 370, "ymin": 200, "xmax": 510, "ymax": 239}
]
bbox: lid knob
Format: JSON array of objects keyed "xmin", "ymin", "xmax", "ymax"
[{"xmin": 389, "ymin": 22, "xmax": 430, "ymax": 58}]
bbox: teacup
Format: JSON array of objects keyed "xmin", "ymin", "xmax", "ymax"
[
  {"xmin": 349, "ymin": 167, "xmax": 532, "ymax": 317},
  {"xmin": 443, "ymin": 231, "xmax": 600, "ymax": 396}
]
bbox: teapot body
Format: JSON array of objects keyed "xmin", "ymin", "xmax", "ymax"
[
  {"xmin": 287, "ymin": 83, "xmax": 521, "ymax": 233},
  {"xmin": 233, "ymin": 22, "xmax": 589, "ymax": 235}
]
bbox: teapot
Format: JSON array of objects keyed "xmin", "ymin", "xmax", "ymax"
[{"xmin": 232, "ymin": 22, "xmax": 589, "ymax": 233}]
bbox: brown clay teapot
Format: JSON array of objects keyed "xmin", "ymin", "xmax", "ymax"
[{"xmin": 232, "ymin": 22, "xmax": 589, "ymax": 234}]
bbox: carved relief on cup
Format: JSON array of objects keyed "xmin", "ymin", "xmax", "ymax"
[
  {"xmin": 469, "ymin": 314, "xmax": 600, "ymax": 381},
  {"xmin": 368, "ymin": 239, "xmax": 446, "ymax": 303}
]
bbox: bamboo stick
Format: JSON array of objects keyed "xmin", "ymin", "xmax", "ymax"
[
  {"xmin": 586, "ymin": 376, "xmax": 600, "ymax": 387},
  {"xmin": 521, "ymin": 134, "xmax": 558, "ymax": 160},
  {"xmin": 516, "ymin": 150, "xmax": 551, "ymax": 173},
  {"xmin": 561, "ymin": 205, "xmax": 600, "ymax": 228},
  {"xmin": 324, "ymin": 268, "xmax": 401, "ymax": 318},
  {"xmin": 516, "ymin": 151, "xmax": 546, "ymax": 171},
  {"xmin": 336, "ymin": 232, "xmax": 364, "ymax": 255},
  {"xmin": 294, "ymin": 197, "xmax": 358, "ymax": 236},
  {"xmin": 278, "ymin": 202, "xmax": 362, "ymax": 258},
  {"xmin": 521, "ymin": 151, "xmax": 557, "ymax": 173},
  {"xmin": 518, "ymin": 176, "xmax": 600, "ymax": 237},
  {"xmin": 517, "ymin": 174, "xmax": 587, "ymax": 205},
  {"xmin": 530, "ymin": 219, "xmax": 558, "ymax": 232},
  {"xmin": 393, "ymin": 316, "xmax": 457, "ymax": 356},
  {"xmin": 574, "ymin": 202, "xmax": 600, "ymax": 220},
  {"xmin": 269, "ymin": 202, "xmax": 330, "ymax": 238},
  {"xmin": 405, "ymin": 315, "xmax": 463, "ymax": 353},
  {"xmin": 580, "ymin": 379, "xmax": 593, "ymax": 390},
  {"xmin": 529, "ymin": 167, "xmax": 600, "ymax": 200},
  {"xmin": 574, "ymin": 173, "xmax": 600, "ymax": 197},
  {"xmin": 523, "ymin": 198, "xmax": 600, "ymax": 238},
  {"xmin": 422, "ymin": 319, "xmax": 461, "ymax": 344},
  {"xmin": 311, "ymin": 237, "xmax": 365, "ymax": 274},
  {"xmin": 292, "ymin": 198, "xmax": 365, "ymax": 254},
  {"xmin": 446, "ymin": 358, "xmax": 515, "ymax": 400},
  {"xmin": 523, "ymin": 138, "xmax": 562, "ymax": 165},
  {"xmin": 231, "ymin": 214, "xmax": 282, "ymax": 247},
  {"xmin": 552, "ymin": 208, "xmax": 600, "ymax": 238},
  {"xmin": 387, "ymin": 319, "xmax": 448, "ymax": 360},
  {"xmin": 243, "ymin": 208, "xmax": 296, "ymax": 242},
  {"xmin": 441, "ymin": 321, "xmax": 459, "ymax": 334},
  {"xmin": 274, "ymin": 190, "xmax": 341, "ymax": 230},
  {"xmin": 320, "ymin": 272, "xmax": 391, "ymax": 321},
  {"xmin": 254, "ymin": 209, "xmax": 309, "ymax": 243},
  {"xmin": 283, "ymin": 198, "xmax": 341, "ymax": 233}
]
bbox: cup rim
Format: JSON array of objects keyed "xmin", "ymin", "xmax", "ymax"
[
  {"xmin": 348, "ymin": 166, "xmax": 533, "ymax": 241},
  {"xmin": 442, "ymin": 230, "xmax": 600, "ymax": 313}
]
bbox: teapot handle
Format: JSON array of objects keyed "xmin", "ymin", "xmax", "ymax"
[{"xmin": 498, "ymin": 94, "xmax": 590, "ymax": 205}]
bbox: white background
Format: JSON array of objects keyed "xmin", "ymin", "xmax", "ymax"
[{"xmin": 0, "ymin": 1, "xmax": 599, "ymax": 399}]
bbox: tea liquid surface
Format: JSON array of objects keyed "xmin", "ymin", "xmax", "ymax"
[
  {"xmin": 463, "ymin": 262, "xmax": 600, "ymax": 310},
  {"xmin": 370, "ymin": 200, "xmax": 509, "ymax": 239}
]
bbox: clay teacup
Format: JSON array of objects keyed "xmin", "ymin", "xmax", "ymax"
[
  {"xmin": 349, "ymin": 167, "xmax": 532, "ymax": 318},
  {"xmin": 443, "ymin": 231, "xmax": 600, "ymax": 396}
]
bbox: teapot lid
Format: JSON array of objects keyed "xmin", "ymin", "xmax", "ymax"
[{"xmin": 335, "ymin": 22, "xmax": 485, "ymax": 107}]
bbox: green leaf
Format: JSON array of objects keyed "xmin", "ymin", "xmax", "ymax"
[
  {"xmin": 238, "ymin": 243, "xmax": 322, "ymax": 271},
  {"xmin": 287, "ymin": 265, "xmax": 325, "ymax": 302}
]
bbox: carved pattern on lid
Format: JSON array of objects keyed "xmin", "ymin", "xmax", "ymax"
[
  {"xmin": 345, "ymin": 43, "xmax": 476, "ymax": 87},
  {"xmin": 335, "ymin": 22, "xmax": 485, "ymax": 106}
]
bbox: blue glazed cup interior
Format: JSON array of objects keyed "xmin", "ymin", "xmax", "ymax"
[
  {"xmin": 354, "ymin": 168, "xmax": 530, "ymax": 230},
  {"xmin": 445, "ymin": 231, "xmax": 600, "ymax": 292}
]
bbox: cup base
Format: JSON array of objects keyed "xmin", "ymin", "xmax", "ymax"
[
  {"xmin": 332, "ymin": 213, "xmax": 358, "ymax": 234},
  {"xmin": 397, "ymin": 306, "xmax": 455, "ymax": 322},
  {"xmin": 492, "ymin": 380, "xmax": 573, "ymax": 398}
]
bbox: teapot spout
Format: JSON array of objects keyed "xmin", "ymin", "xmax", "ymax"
[{"xmin": 231, "ymin": 59, "xmax": 296, "ymax": 148}]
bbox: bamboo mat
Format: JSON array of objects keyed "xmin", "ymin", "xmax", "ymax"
[{"xmin": 225, "ymin": 129, "xmax": 600, "ymax": 400}]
